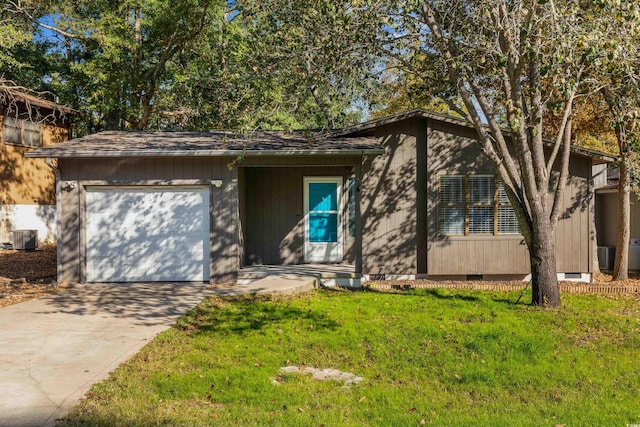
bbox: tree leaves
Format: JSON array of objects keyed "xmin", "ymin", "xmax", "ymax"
[{"xmin": 6, "ymin": 0, "xmax": 383, "ymax": 131}]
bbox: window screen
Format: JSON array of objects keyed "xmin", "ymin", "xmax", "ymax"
[
  {"xmin": 440, "ymin": 206, "xmax": 465, "ymax": 235},
  {"xmin": 468, "ymin": 176, "xmax": 494, "ymax": 234},
  {"xmin": 469, "ymin": 175, "xmax": 494, "ymax": 204},
  {"xmin": 3, "ymin": 116, "xmax": 21, "ymax": 144},
  {"xmin": 22, "ymin": 119, "xmax": 42, "ymax": 147},
  {"xmin": 439, "ymin": 176, "xmax": 466, "ymax": 235},
  {"xmin": 2, "ymin": 116, "xmax": 42, "ymax": 147},
  {"xmin": 497, "ymin": 181, "xmax": 520, "ymax": 234},
  {"xmin": 440, "ymin": 175, "xmax": 465, "ymax": 204}
]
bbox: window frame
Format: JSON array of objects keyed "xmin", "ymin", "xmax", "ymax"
[
  {"xmin": 2, "ymin": 116, "xmax": 43, "ymax": 148},
  {"xmin": 438, "ymin": 174, "xmax": 520, "ymax": 237}
]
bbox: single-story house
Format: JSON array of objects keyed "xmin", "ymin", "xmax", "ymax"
[
  {"xmin": 26, "ymin": 110, "xmax": 615, "ymax": 284},
  {"xmin": 1, "ymin": 88, "xmax": 79, "ymax": 244}
]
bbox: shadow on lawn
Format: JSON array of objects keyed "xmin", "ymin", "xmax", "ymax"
[
  {"xmin": 358, "ymin": 285, "xmax": 531, "ymax": 306},
  {"xmin": 177, "ymin": 295, "xmax": 340, "ymax": 335},
  {"xmin": 359, "ymin": 286, "xmax": 482, "ymax": 302}
]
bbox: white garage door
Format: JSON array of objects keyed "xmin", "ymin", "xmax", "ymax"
[{"xmin": 86, "ymin": 187, "xmax": 210, "ymax": 282}]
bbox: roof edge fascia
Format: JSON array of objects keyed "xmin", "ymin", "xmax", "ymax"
[{"xmin": 25, "ymin": 148, "xmax": 385, "ymax": 159}]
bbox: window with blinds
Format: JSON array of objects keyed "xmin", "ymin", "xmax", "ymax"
[
  {"xmin": 468, "ymin": 176, "xmax": 494, "ymax": 234},
  {"xmin": 439, "ymin": 175, "xmax": 520, "ymax": 236},
  {"xmin": 497, "ymin": 181, "xmax": 519, "ymax": 234},
  {"xmin": 439, "ymin": 176, "xmax": 465, "ymax": 235}
]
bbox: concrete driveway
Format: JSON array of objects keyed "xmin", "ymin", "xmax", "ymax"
[{"xmin": 0, "ymin": 283, "xmax": 214, "ymax": 427}]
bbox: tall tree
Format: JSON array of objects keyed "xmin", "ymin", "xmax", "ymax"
[
  {"xmin": 544, "ymin": 93, "xmax": 617, "ymax": 276},
  {"xmin": 8, "ymin": 0, "xmax": 381, "ymax": 132},
  {"xmin": 28, "ymin": 0, "xmax": 217, "ymax": 131},
  {"xmin": 592, "ymin": 1, "xmax": 640, "ymax": 281},
  {"xmin": 369, "ymin": 0, "xmax": 603, "ymax": 306}
]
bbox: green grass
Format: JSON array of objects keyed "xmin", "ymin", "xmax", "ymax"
[{"xmin": 59, "ymin": 289, "xmax": 640, "ymax": 426}]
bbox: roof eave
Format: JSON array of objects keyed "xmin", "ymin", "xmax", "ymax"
[
  {"xmin": 4, "ymin": 90, "xmax": 82, "ymax": 116},
  {"xmin": 563, "ymin": 146, "xmax": 618, "ymax": 164},
  {"xmin": 25, "ymin": 148, "xmax": 385, "ymax": 159}
]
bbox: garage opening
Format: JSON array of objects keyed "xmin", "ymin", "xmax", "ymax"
[{"xmin": 85, "ymin": 187, "xmax": 210, "ymax": 282}]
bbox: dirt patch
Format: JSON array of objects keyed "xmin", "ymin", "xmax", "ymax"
[
  {"xmin": 0, "ymin": 245, "xmax": 57, "ymax": 281},
  {"xmin": 0, "ymin": 245, "xmax": 63, "ymax": 308}
]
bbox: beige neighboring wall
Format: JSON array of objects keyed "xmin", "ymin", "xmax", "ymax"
[{"xmin": 0, "ymin": 117, "xmax": 69, "ymax": 205}]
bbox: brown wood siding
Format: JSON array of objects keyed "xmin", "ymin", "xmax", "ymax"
[
  {"xmin": 360, "ymin": 118, "xmax": 423, "ymax": 275},
  {"xmin": 426, "ymin": 120, "xmax": 593, "ymax": 275},
  {"xmin": 58, "ymin": 157, "xmax": 239, "ymax": 283},
  {"xmin": 596, "ymin": 191, "xmax": 640, "ymax": 248},
  {"xmin": 553, "ymin": 158, "xmax": 592, "ymax": 273},
  {"xmin": 242, "ymin": 166, "xmax": 354, "ymax": 265},
  {"xmin": 57, "ymin": 164, "xmax": 81, "ymax": 282}
]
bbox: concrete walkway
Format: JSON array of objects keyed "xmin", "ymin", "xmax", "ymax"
[{"xmin": 0, "ymin": 283, "xmax": 215, "ymax": 427}]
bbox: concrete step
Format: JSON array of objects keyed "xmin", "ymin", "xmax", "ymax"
[
  {"xmin": 212, "ymin": 274, "xmax": 318, "ymax": 297},
  {"xmin": 237, "ymin": 265, "xmax": 361, "ymax": 282}
]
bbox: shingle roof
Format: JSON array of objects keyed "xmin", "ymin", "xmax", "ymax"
[{"xmin": 25, "ymin": 130, "xmax": 384, "ymax": 158}]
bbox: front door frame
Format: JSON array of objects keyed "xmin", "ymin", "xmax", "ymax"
[{"xmin": 303, "ymin": 176, "xmax": 343, "ymax": 263}]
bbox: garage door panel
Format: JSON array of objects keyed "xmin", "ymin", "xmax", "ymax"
[
  {"xmin": 89, "ymin": 237, "xmax": 206, "ymax": 263},
  {"xmin": 87, "ymin": 234, "xmax": 156, "ymax": 258},
  {"xmin": 144, "ymin": 239, "xmax": 206, "ymax": 263},
  {"xmin": 146, "ymin": 261, "xmax": 206, "ymax": 282},
  {"xmin": 86, "ymin": 187, "xmax": 210, "ymax": 282},
  {"xmin": 143, "ymin": 212, "xmax": 208, "ymax": 235},
  {"xmin": 86, "ymin": 259, "xmax": 146, "ymax": 283}
]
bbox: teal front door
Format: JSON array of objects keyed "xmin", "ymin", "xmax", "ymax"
[{"xmin": 304, "ymin": 177, "xmax": 343, "ymax": 262}]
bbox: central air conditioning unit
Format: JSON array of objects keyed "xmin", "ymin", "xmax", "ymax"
[{"xmin": 12, "ymin": 229, "xmax": 38, "ymax": 251}]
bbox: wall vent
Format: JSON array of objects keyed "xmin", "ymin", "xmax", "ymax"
[
  {"xmin": 467, "ymin": 274, "xmax": 483, "ymax": 280},
  {"xmin": 12, "ymin": 229, "xmax": 38, "ymax": 251}
]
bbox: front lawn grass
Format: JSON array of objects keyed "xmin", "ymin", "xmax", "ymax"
[{"xmin": 60, "ymin": 288, "xmax": 640, "ymax": 426}]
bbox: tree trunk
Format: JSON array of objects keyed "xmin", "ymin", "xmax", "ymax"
[
  {"xmin": 591, "ymin": 212, "xmax": 601, "ymax": 277},
  {"xmin": 529, "ymin": 215, "xmax": 561, "ymax": 307},
  {"xmin": 613, "ymin": 159, "xmax": 631, "ymax": 280}
]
